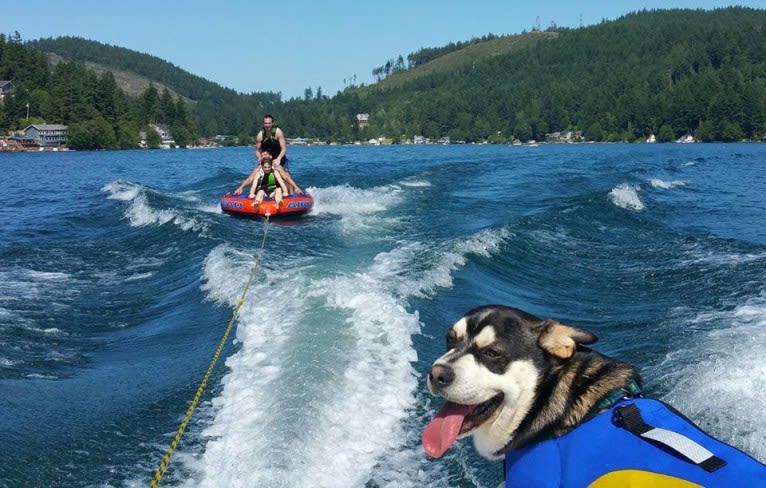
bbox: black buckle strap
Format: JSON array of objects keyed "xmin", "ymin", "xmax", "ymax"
[{"xmin": 614, "ymin": 403, "xmax": 726, "ymax": 473}]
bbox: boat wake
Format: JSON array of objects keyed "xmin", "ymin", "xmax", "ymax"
[
  {"xmin": 101, "ymin": 180, "xmax": 212, "ymax": 233},
  {"xmin": 179, "ymin": 221, "xmax": 513, "ymax": 487},
  {"xmin": 655, "ymin": 296, "xmax": 766, "ymax": 463}
]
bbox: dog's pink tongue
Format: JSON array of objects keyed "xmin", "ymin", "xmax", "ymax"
[{"xmin": 422, "ymin": 401, "xmax": 474, "ymax": 458}]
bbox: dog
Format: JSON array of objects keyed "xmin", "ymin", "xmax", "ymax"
[{"xmin": 423, "ymin": 305, "xmax": 766, "ymax": 487}]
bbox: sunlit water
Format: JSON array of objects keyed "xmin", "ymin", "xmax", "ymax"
[{"xmin": 1, "ymin": 144, "xmax": 764, "ymax": 487}]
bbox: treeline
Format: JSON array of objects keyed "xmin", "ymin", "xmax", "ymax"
[
  {"xmin": 29, "ymin": 36, "xmax": 235, "ymax": 102},
  {"xmin": 28, "ymin": 36, "xmax": 285, "ymax": 138},
  {"xmin": 283, "ymin": 7, "xmax": 766, "ymax": 143},
  {"xmin": 5, "ymin": 7, "xmax": 766, "ymax": 148},
  {"xmin": 403, "ymin": 34, "xmax": 501, "ymax": 70},
  {"xmin": 372, "ymin": 34, "xmax": 502, "ymax": 82},
  {"xmin": 0, "ymin": 32, "xmax": 197, "ymax": 149}
]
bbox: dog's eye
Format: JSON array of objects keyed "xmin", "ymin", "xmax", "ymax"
[
  {"xmin": 481, "ymin": 347, "xmax": 502, "ymax": 360},
  {"xmin": 446, "ymin": 330, "xmax": 458, "ymax": 349}
]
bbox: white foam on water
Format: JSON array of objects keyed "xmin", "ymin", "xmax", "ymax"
[
  {"xmin": 124, "ymin": 193, "xmax": 206, "ymax": 231},
  {"xmin": 291, "ymin": 276, "xmax": 420, "ymax": 487},
  {"xmin": 681, "ymin": 243, "xmax": 766, "ymax": 267},
  {"xmin": 656, "ymin": 295, "xmax": 766, "ymax": 463},
  {"xmin": 93, "ymin": 255, "xmax": 166, "ymax": 287},
  {"xmin": 45, "ymin": 350, "xmax": 68, "ymax": 361},
  {"xmin": 0, "ymin": 357, "xmax": 16, "ymax": 368},
  {"xmin": 608, "ymin": 183, "xmax": 645, "ymax": 211},
  {"xmin": 378, "ymin": 227, "xmax": 513, "ymax": 299},
  {"xmin": 186, "ymin": 245, "xmax": 313, "ymax": 486},
  {"xmin": 197, "ymin": 201, "xmax": 225, "ymax": 215},
  {"xmin": 124, "ymin": 272, "xmax": 155, "ymax": 282},
  {"xmin": 308, "ymin": 184, "xmax": 403, "ymax": 216},
  {"xmin": 183, "ymin": 241, "xmax": 421, "ymax": 487},
  {"xmin": 180, "ymin": 224, "xmax": 513, "ymax": 487},
  {"xmin": 400, "ymin": 178, "xmax": 432, "ymax": 188},
  {"xmin": 453, "ymin": 227, "xmax": 512, "ymax": 259},
  {"xmin": 24, "ymin": 372, "xmax": 58, "ymax": 379},
  {"xmin": 101, "ymin": 180, "xmax": 209, "ymax": 232},
  {"xmin": 199, "ymin": 244, "xmax": 258, "ymax": 308},
  {"xmin": 649, "ymin": 178, "xmax": 687, "ymax": 189},
  {"xmin": 0, "ymin": 269, "xmax": 73, "ymax": 302},
  {"xmin": 101, "ymin": 180, "xmax": 141, "ymax": 201},
  {"xmin": 308, "ymin": 184, "xmax": 406, "ymax": 238},
  {"xmin": 175, "ymin": 190, "xmax": 224, "ymax": 215},
  {"xmin": 25, "ymin": 270, "xmax": 70, "ymax": 281},
  {"xmin": 176, "ymin": 190, "xmax": 204, "ymax": 202},
  {"xmin": 424, "ymin": 226, "xmax": 512, "ymax": 295}
]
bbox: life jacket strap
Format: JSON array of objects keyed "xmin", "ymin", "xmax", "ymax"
[{"xmin": 614, "ymin": 403, "xmax": 727, "ymax": 472}]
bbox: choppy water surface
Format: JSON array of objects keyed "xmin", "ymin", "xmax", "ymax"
[{"xmin": 1, "ymin": 144, "xmax": 764, "ymax": 487}]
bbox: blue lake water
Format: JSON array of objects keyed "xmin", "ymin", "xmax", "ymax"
[{"xmin": 0, "ymin": 143, "xmax": 764, "ymax": 487}]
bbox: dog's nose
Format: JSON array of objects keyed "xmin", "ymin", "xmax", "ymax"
[{"xmin": 429, "ymin": 364, "xmax": 455, "ymax": 388}]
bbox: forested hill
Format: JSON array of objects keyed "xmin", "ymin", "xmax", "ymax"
[
  {"xmin": 5, "ymin": 7, "xmax": 766, "ymax": 147},
  {"xmin": 25, "ymin": 32, "xmax": 548, "ymax": 107},
  {"xmin": 25, "ymin": 36, "xmax": 284, "ymax": 139},
  {"xmin": 370, "ymin": 31, "xmax": 558, "ymax": 92},
  {"xmin": 327, "ymin": 6, "xmax": 766, "ymax": 143},
  {"xmin": 28, "ymin": 36, "xmax": 242, "ymax": 101}
]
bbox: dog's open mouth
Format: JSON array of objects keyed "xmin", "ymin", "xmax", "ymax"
[{"xmin": 422, "ymin": 394, "xmax": 504, "ymax": 458}]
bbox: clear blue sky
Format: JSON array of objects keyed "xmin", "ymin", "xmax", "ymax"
[{"xmin": 3, "ymin": 0, "xmax": 763, "ymax": 100}]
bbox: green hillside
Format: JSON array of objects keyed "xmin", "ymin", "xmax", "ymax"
[
  {"xmin": 320, "ymin": 7, "xmax": 766, "ymax": 143},
  {"xmin": 5, "ymin": 7, "xmax": 766, "ymax": 147},
  {"xmin": 25, "ymin": 36, "xmax": 283, "ymax": 138},
  {"xmin": 45, "ymin": 51, "xmax": 179, "ymax": 98},
  {"xmin": 28, "ymin": 36, "xmax": 237, "ymax": 102},
  {"xmin": 372, "ymin": 31, "xmax": 558, "ymax": 92}
]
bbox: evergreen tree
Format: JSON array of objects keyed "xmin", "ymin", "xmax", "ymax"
[{"xmin": 145, "ymin": 126, "xmax": 162, "ymax": 148}]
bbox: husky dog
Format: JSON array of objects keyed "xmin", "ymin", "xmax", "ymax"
[{"xmin": 423, "ymin": 305, "xmax": 766, "ymax": 487}]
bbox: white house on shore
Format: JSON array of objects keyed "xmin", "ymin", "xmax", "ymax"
[
  {"xmin": 22, "ymin": 124, "xmax": 68, "ymax": 147},
  {"xmin": 152, "ymin": 124, "xmax": 176, "ymax": 148},
  {"xmin": 140, "ymin": 124, "xmax": 176, "ymax": 148}
]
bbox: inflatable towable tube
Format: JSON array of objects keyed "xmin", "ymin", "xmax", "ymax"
[{"xmin": 220, "ymin": 192, "xmax": 313, "ymax": 219}]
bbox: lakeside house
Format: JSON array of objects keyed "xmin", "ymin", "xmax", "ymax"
[
  {"xmin": 0, "ymin": 80, "xmax": 15, "ymax": 100},
  {"xmin": 286, "ymin": 137, "xmax": 311, "ymax": 145},
  {"xmin": 19, "ymin": 124, "xmax": 68, "ymax": 147},
  {"xmin": 152, "ymin": 124, "xmax": 176, "ymax": 148},
  {"xmin": 356, "ymin": 113, "xmax": 369, "ymax": 129},
  {"xmin": 545, "ymin": 130, "xmax": 583, "ymax": 143},
  {"xmin": 140, "ymin": 124, "xmax": 177, "ymax": 148}
]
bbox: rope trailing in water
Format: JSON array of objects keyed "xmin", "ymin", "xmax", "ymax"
[{"xmin": 150, "ymin": 216, "xmax": 271, "ymax": 488}]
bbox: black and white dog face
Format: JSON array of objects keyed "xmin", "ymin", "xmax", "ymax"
[{"xmin": 423, "ymin": 305, "xmax": 601, "ymax": 459}]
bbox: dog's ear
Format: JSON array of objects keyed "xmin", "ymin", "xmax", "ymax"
[{"xmin": 536, "ymin": 319, "xmax": 598, "ymax": 359}]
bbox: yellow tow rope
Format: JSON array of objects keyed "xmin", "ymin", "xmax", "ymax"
[{"xmin": 150, "ymin": 216, "xmax": 271, "ymax": 487}]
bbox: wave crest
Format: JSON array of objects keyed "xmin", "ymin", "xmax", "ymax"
[
  {"xmin": 609, "ymin": 183, "xmax": 645, "ymax": 211},
  {"xmin": 649, "ymin": 178, "xmax": 687, "ymax": 189}
]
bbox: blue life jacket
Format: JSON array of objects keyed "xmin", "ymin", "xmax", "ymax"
[{"xmin": 504, "ymin": 398, "xmax": 766, "ymax": 487}]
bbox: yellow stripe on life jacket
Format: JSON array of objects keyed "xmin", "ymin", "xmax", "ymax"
[{"xmin": 589, "ymin": 470, "xmax": 703, "ymax": 488}]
